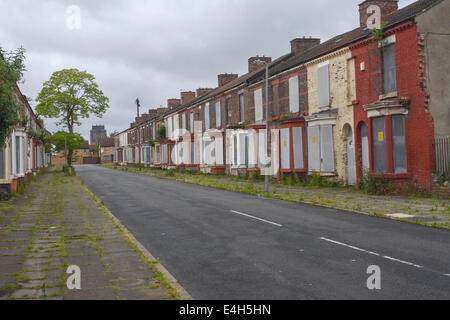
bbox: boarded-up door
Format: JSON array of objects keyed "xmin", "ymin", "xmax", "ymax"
[
  {"xmin": 248, "ymin": 132, "xmax": 256, "ymax": 168},
  {"xmin": 0, "ymin": 148, "xmax": 3, "ymax": 179},
  {"xmin": 271, "ymin": 130, "xmax": 279, "ymax": 177},
  {"xmin": 372, "ymin": 117, "xmax": 387, "ymax": 173},
  {"xmin": 308, "ymin": 126, "xmax": 321, "ymax": 172},
  {"xmin": 280, "ymin": 128, "xmax": 290, "ymax": 169},
  {"xmin": 360, "ymin": 123, "xmax": 369, "ymax": 175},
  {"xmin": 347, "ymin": 127, "xmax": 356, "ymax": 185},
  {"xmin": 292, "ymin": 126, "xmax": 304, "ymax": 169},
  {"xmin": 215, "ymin": 137, "xmax": 224, "ymax": 165}
]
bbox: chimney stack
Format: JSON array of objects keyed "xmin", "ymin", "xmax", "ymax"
[
  {"xmin": 148, "ymin": 109, "xmax": 158, "ymax": 118},
  {"xmin": 181, "ymin": 91, "xmax": 195, "ymax": 104},
  {"xmin": 167, "ymin": 99, "xmax": 181, "ymax": 110},
  {"xmin": 156, "ymin": 107, "xmax": 167, "ymax": 116},
  {"xmin": 196, "ymin": 88, "xmax": 214, "ymax": 97},
  {"xmin": 358, "ymin": 0, "xmax": 398, "ymax": 28},
  {"xmin": 218, "ymin": 73, "xmax": 238, "ymax": 87},
  {"xmin": 248, "ymin": 56, "xmax": 272, "ymax": 73},
  {"xmin": 290, "ymin": 37, "xmax": 320, "ymax": 55}
]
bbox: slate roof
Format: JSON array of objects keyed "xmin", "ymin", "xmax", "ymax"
[
  {"xmin": 248, "ymin": 0, "xmax": 444, "ymax": 83},
  {"xmin": 98, "ymin": 137, "xmax": 115, "ymax": 147}
]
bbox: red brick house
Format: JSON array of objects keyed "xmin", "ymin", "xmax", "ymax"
[{"xmin": 350, "ymin": 0, "xmax": 449, "ymax": 192}]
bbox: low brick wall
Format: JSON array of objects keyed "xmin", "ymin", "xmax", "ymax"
[{"xmin": 431, "ymin": 184, "xmax": 450, "ymax": 199}]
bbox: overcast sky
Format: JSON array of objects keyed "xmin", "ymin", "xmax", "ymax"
[{"xmin": 0, "ymin": 0, "xmax": 416, "ymax": 141}]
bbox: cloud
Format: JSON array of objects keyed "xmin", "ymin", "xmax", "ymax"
[{"xmin": 0, "ymin": 0, "xmax": 417, "ymax": 140}]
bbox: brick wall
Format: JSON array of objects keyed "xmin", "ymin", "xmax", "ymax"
[{"xmin": 351, "ymin": 22, "xmax": 435, "ymax": 190}]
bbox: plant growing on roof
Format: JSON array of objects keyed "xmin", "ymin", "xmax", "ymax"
[
  {"xmin": 0, "ymin": 46, "xmax": 26, "ymax": 147},
  {"xmin": 372, "ymin": 21, "xmax": 388, "ymax": 46},
  {"xmin": 35, "ymin": 68, "xmax": 109, "ymax": 167}
]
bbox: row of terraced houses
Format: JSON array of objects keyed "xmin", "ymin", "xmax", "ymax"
[
  {"xmin": 0, "ymin": 84, "xmax": 50, "ymax": 200},
  {"xmin": 113, "ymin": 0, "xmax": 450, "ymax": 193}
]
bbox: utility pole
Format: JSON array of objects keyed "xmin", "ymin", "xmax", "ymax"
[
  {"xmin": 136, "ymin": 98, "xmax": 141, "ymax": 166},
  {"xmin": 252, "ymin": 59, "xmax": 271, "ymax": 193},
  {"xmin": 264, "ymin": 62, "xmax": 270, "ymax": 193}
]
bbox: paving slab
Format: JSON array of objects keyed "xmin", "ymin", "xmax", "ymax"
[{"xmin": 0, "ymin": 169, "xmax": 179, "ymax": 300}]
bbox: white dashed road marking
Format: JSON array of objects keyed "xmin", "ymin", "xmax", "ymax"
[
  {"xmin": 230, "ymin": 210, "xmax": 282, "ymax": 227},
  {"xmin": 320, "ymin": 237, "xmax": 425, "ymax": 269}
]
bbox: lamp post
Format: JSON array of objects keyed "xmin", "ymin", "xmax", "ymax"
[
  {"xmin": 253, "ymin": 60, "xmax": 270, "ymax": 193},
  {"xmin": 136, "ymin": 98, "xmax": 141, "ymax": 166}
]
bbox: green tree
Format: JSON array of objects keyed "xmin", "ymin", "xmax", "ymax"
[
  {"xmin": 35, "ymin": 68, "xmax": 109, "ymax": 165},
  {"xmin": 109, "ymin": 131, "xmax": 119, "ymax": 138},
  {"xmin": 49, "ymin": 131, "xmax": 84, "ymax": 166},
  {"xmin": 0, "ymin": 47, "xmax": 26, "ymax": 147}
]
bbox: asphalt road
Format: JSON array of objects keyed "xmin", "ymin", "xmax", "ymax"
[{"xmin": 75, "ymin": 165, "xmax": 450, "ymax": 299}]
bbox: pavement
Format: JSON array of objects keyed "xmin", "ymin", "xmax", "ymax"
[
  {"xmin": 0, "ymin": 168, "xmax": 178, "ymax": 300},
  {"xmin": 75, "ymin": 165, "xmax": 450, "ymax": 299}
]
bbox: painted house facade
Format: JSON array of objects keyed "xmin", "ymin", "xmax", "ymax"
[{"xmin": 0, "ymin": 86, "xmax": 49, "ymax": 200}]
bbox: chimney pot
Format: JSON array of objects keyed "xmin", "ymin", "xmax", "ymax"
[{"xmin": 248, "ymin": 56, "xmax": 272, "ymax": 73}]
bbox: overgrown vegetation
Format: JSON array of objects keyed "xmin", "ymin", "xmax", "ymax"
[
  {"xmin": 358, "ymin": 174, "xmax": 396, "ymax": 195},
  {"xmin": 372, "ymin": 21, "xmax": 388, "ymax": 45},
  {"xmin": 0, "ymin": 47, "xmax": 26, "ymax": 147}
]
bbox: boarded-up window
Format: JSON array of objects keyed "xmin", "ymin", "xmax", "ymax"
[
  {"xmin": 289, "ymin": 75, "xmax": 300, "ymax": 113},
  {"xmin": 392, "ymin": 115, "xmax": 407, "ymax": 173},
  {"xmin": 292, "ymin": 126, "xmax": 304, "ymax": 169},
  {"xmin": 0, "ymin": 148, "xmax": 4, "ymax": 178},
  {"xmin": 317, "ymin": 62, "xmax": 330, "ymax": 108},
  {"xmin": 146, "ymin": 147, "xmax": 150, "ymax": 164},
  {"xmin": 215, "ymin": 101, "xmax": 221, "ymax": 127},
  {"xmin": 190, "ymin": 141, "xmax": 195, "ymax": 164},
  {"xmin": 244, "ymin": 135, "xmax": 249, "ymax": 166},
  {"xmin": 162, "ymin": 144, "xmax": 168, "ymax": 164},
  {"xmin": 254, "ymin": 88, "xmax": 263, "ymax": 122},
  {"xmin": 372, "ymin": 117, "xmax": 387, "ymax": 173},
  {"xmin": 280, "ymin": 128, "xmax": 290, "ymax": 169},
  {"xmin": 258, "ymin": 131, "xmax": 266, "ymax": 168},
  {"xmin": 383, "ymin": 45, "xmax": 397, "ymax": 94},
  {"xmin": 239, "ymin": 94, "xmax": 245, "ymax": 122},
  {"xmin": 205, "ymin": 103, "xmax": 210, "ymax": 130},
  {"xmin": 182, "ymin": 113, "xmax": 186, "ymax": 129},
  {"xmin": 233, "ymin": 135, "xmax": 238, "ymax": 165}
]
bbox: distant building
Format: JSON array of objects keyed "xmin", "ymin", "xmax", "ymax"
[
  {"xmin": 98, "ymin": 137, "xmax": 115, "ymax": 163},
  {"xmin": 90, "ymin": 125, "xmax": 107, "ymax": 145}
]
